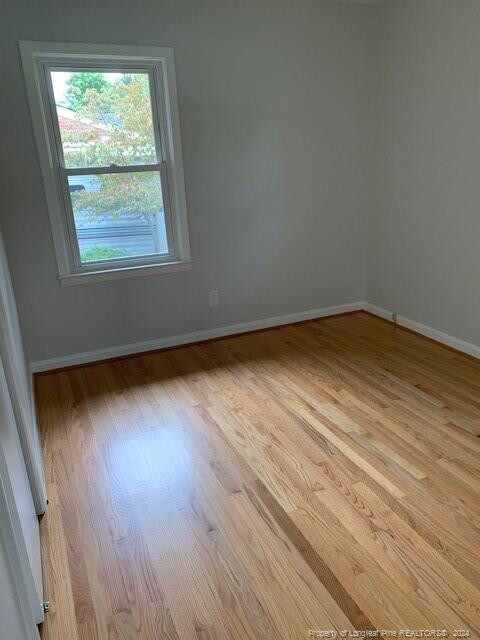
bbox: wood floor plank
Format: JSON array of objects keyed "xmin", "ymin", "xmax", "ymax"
[{"xmin": 36, "ymin": 312, "xmax": 480, "ymax": 639}]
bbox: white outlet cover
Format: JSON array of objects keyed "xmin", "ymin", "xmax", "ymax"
[{"xmin": 209, "ymin": 290, "xmax": 220, "ymax": 307}]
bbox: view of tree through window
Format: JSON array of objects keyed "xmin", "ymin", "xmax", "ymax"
[{"xmin": 50, "ymin": 71, "xmax": 168, "ymax": 264}]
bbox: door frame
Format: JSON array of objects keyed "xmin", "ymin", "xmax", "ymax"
[
  {"xmin": 0, "ymin": 437, "xmax": 43, "ymax": 636},
  {"xmin": 0, "ymin": 231, "xmax": 46, "ymax": 514}
]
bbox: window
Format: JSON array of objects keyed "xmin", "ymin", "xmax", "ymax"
[{"xmin": 20, "ymin": 43, "xmax": 191, "ymax": 285}]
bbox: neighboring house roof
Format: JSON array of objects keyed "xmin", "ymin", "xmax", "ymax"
[{"xmin": 56, "ymin": 105, "xmax": 107, "ymax": 138}]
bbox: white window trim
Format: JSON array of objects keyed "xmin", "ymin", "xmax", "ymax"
[{"xmin": 19, "ymin": 41, "xmax": 191, "ymax": 286}]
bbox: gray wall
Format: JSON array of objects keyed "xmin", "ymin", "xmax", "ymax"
[
  {"xmin": 367, "ymin": 0, "xmax": 480, "ymax": 345},
  {"xmin": 0, "ymin": 0, "xmax": 374, "ymax": 363}
]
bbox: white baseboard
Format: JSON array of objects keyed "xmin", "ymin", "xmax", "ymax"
[
  {"xmin": 363, "ymin": 302, "xmax": 480, "ymax": 360},
  {"xmin": 29, "ymin": 300, "xmax": 480, "ymax": 373},
  {"xmin": 30, "ymin": 301, "xmax": 364, "ymax": 373},
  {"xmin": 363, "ymin": 302, "xmax": 395, "ymax": 322}
]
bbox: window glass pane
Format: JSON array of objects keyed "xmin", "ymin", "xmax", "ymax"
[
  {"xmin": 50, "ymin": 71, "xmax": 158, "ymax": 168},
  {"xmin": 68, "ymin": 172, "xmax": 169, "ymax": 263}
]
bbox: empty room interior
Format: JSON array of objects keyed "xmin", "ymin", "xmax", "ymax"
[{"xmin": 1, "ymin": 0, "xmax": 480, "ymax": 638}]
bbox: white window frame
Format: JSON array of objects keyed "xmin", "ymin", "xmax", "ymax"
[{"xmin": 20, "ymin": 42, "xmax": 191, "ymax": 286}]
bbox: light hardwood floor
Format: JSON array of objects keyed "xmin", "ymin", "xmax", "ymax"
[{"xmin": 35, "ymin": 311, "xmax": 480, "ymax": 639}]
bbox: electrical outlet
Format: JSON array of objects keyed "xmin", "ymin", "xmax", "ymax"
[
  {"xmin": 392, "ymin": 312, "xmax": 398, "ymax": 324},
  {"xmin": 209, "ymin": 290, "xmax": 220, "ymax": 307}
]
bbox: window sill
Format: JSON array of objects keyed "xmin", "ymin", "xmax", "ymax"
[{"xmin": 59, "ymin": 260, "xmax": 192, "ymax": 286}]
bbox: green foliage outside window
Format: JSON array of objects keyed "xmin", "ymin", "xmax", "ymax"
[
  {"xmin": 65, "ymin": 72, "xmax": 109, "ymax": 110},
  {"xmin": 62, "ymin": 73, "xmax": 165, "ymax": 254},
  {"xmin": 79, "ymin": 245, "xmax": 129, "ymax": 262}
]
